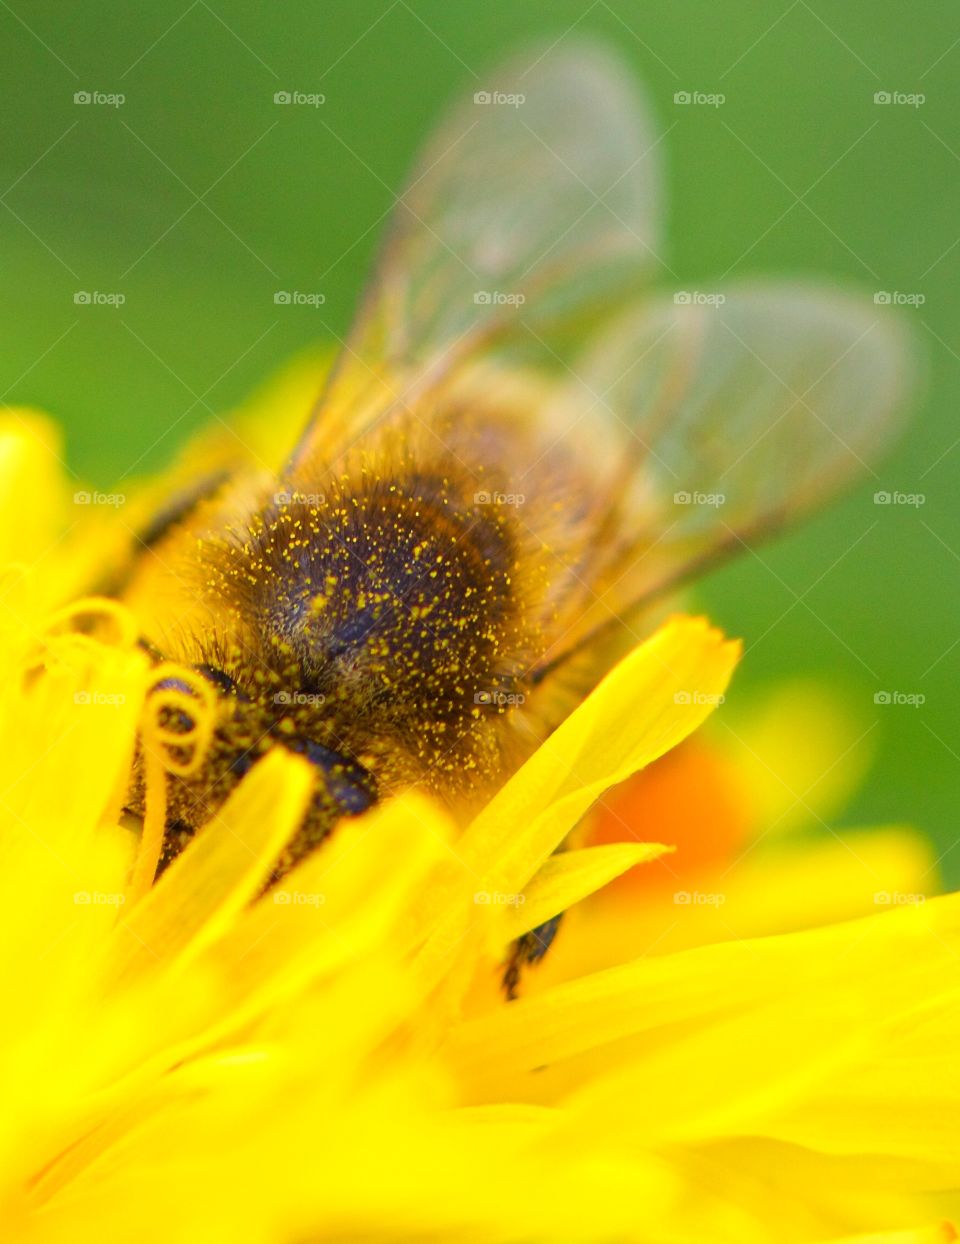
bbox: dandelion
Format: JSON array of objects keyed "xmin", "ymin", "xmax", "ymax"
[{"xmin": 0, "ymin": 409, "xmax": 957, "ymax": 1243}]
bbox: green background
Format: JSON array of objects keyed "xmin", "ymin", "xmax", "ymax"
[{"xmin": 2, "ymin": 2, "xmax": 958, "ymax": 875}]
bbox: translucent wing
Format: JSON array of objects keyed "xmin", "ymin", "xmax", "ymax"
[
  {"xmin": 290, "ymin": 40, "xmax": 664, "ymax": 469},
  {"xmin": 281, "ymin": 41, "xmax": 911, "ymax": 682},
  {"xmin": 535, "ymin": 282, "xmax": 911, "ymax": 668}
]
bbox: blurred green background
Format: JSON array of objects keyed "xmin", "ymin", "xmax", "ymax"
[{"xmin": 2, "ymin": 1, "xmax": 958, "ymax": 875}]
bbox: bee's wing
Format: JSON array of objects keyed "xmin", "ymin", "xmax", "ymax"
[
  {"xmin": 535, "ymin": 282, "xmax": 912, "ymax": 670},
  {"xmin": 289, "ymin": 40, "xmax": 663, "ymax": 469}
]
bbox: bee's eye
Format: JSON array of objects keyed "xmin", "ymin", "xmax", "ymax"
[
  {"xmin": 153, "ymin": 674, "xmax": 193, "ymax": 695},
  {"xmin": 154, "ymin": 666, "xmax": 238, "ymax": 699},
  {"xmin": 151, "ymin": 673, "xmax": 198, "ymax": 734},
  {"xmin": 195, "ymin": 665, "xmax": 240, "ymax": 696},
  {"xmin": 151, "ymin": 666, "xmax": 241, "ymax": 736},
  {"xmin": 286, "ymin": 738, "xmax": 376, "ymax": 817}
]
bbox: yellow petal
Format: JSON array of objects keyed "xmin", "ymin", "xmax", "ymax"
[
  {"xmin": 448, "ymin": 892, "xmax": 960, "ymax": 1187},
  {"xmin": 827, "ymin": 1224, "xmax": 958, "ymax": 1243},
  {"xmin": 108, "ymin": 748, "xmax": 314, "ymax": 983},
  {"xmin": 414, "ymin": 616, "xmax": 739, "ymax": 988},
  {"xmin": 465, "ymin": 616, "xmax": 739, "ymax": 895},
  {"xmin": 0, "ymin": 412, "xmax": 67, "ymax": 564},
  {"xmin": 504, "ymin": 842, "xmax": 673, "ymax": 942},
  {"xmin": 554, "ymin": 826, "xmax": 939, "ymax": 976}
]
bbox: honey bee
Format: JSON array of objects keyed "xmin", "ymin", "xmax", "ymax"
[{"xmin": 120, "ymin": 42, "xmax": 908, "ymax": 990}]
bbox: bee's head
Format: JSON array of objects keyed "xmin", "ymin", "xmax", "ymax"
[{"xmin": 131, "ymin": 647, "xmax": 377, "ymax": 878}]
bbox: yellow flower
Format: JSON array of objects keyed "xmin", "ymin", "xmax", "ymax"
[
  {"xmin": 1, "ymin": 409, "xmax": 958, "ymax": 1244},
  {"xmin": 546, "ymin": 679, "xmax": 938, "ymax": 984}
]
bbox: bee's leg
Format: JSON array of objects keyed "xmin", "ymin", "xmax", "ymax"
[
  {"xmin": 502, "ymin": 913, "xmax": 564, "ymax": 1000},
  {"xmin": 134, "ymin": 470, "xmax": 232, "ymax": 551},
  {"xmin": 94, "ymin": 469, "xmax": 231, "ymax": 596},
  {"xmin": 157, "ymin": 818, "xmax": 195, "ymax": 874}
]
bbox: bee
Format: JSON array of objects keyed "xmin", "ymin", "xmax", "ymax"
[{"xmin": 119, "ymin": 41, "xmax": 908, "ymax": 992}]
